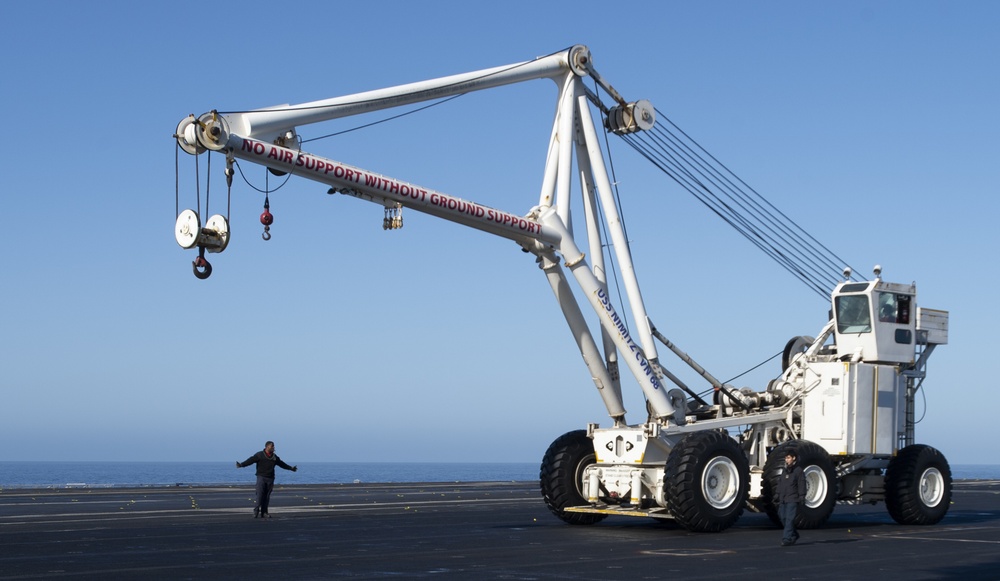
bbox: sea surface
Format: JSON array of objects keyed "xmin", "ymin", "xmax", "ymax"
[
  {"xmin": 0, "ymin": 462, "xmax": 997, "ymax": 490},
  {"xmin": 0, "ymin": 462, "xmax": 539, "ymax": 489}
]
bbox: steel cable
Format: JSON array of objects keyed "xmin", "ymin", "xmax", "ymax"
[{"xmin": 614, "ymin": 108, "xmax": 856, "ymax": 299}]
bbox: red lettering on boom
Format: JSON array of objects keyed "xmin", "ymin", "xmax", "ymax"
[{"xmin": 241, "ymin": 139, "xmax": 266, "ymax": 155}]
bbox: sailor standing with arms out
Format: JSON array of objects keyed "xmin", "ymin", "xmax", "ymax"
[{"xmin": 237, "ymin": 441, "xmax": 297, "ymax": 518}]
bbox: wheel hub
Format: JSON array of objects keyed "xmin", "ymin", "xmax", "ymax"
[
  {"xmin": 919, "ymin": 467, "xmax": 944, "ymax": 507},
  {"xmin": 803, "ymin": 465, "xmax": 829, "ymax": 509},
  {"xmin": 702, "ymin": 457, "xmax": 739, "ymax": 509}
]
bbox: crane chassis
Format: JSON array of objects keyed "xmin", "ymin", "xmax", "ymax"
[{"xmin": 174, "ymin": 45, "xmax": 951, "ymax": 532}]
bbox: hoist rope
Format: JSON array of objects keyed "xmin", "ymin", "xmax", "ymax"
[
  {"xmin": 194, "ymin": 147, "xmax": 201, "ymax": 220},
  {"xmin": 174, "ymin": 143, "xmax": 180, "ymax": 219},
  {"xmin": 617, "ymin": 109, "xmax": 856, "ymax": 299},
  {"xmin": 205, "ymin": 151, "xmax": 211, "ymax": 217},
  {"xmin": 594, "ymin": 188, "xmax": 630, "ymax": 336},
  {"xmin": 227, "ymin": 158, "xmax": 232, "ymax": 220},
  {"xmin": 594, "ymin": 81, "xmax": 632, "ymax": 337}
]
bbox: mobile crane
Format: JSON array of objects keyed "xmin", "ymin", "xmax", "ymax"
[{"xmin": 173, "ymin": 45, "xmax": 951, "ymax": 532}]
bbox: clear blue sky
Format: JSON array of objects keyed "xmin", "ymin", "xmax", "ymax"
[{"xmin": 2, "ymin": 1, "xmax": 997, "ymax": 464}]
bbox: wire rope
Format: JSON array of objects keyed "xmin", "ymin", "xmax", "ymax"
[
  {"xmin": 722, "ymin": 350, "xmax": 783, "ymax": 385},
  {"xmin": 205, "ymin": 150, "xmax": 211, "ymax": 217},
  {"xmin": 232, "ymin": 159, "xmax": 291, "ymax": 194},
  {"xmin": 621, "ymin": 132, "xmax": 832, "ymax": 298},
  {"xmin": 638, "ymin": 125, "xmax": 841, "ymax": 289},
  {"xmin": 301, "ymin": 94, "xmax": 466, "ymax": 144},
  {"xmin": 590, "ymin": 79, "xmax": 631, "ymax": 336},
  {"xmin": 194, "ymin": 146, "xmax": 201, "ymax": 219},
  {"xmin": 174, "ymin": 143, "xmax": 180, "ymax": 219},
  {"xmin": 217, "ymin": 47, "xmax": 575, "ymax": 119},
  {"xmin": 661, "ymin": 114, "xmax": 853, "ymax": 279},
  {"xmin": 202, "ymin": 45, "xmax": 852, "ymax": 301},
  {"xmin": 617, "ymin": 112, "xmax": 857, "ymax": 299}
]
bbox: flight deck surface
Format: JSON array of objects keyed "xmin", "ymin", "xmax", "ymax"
[{"xmin": 1, "ymin": 480, "xmax": 997, "ymax": 579}]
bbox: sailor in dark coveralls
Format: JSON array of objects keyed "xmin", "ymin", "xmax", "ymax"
[
  {"xmin": 777, "ymin": 448, "xmax": 806, "ymax": 546},
  {"xmin": 237, "ymin": 441, "xmax": 297, "ymax": 518}
]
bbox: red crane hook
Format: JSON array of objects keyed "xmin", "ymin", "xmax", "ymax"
[
  {"xmin": 260, "ymin": 197, "xmax": 273, "ymax": 241},
  {"xmin": 192, "ymin": 247, "xmax": 212, "ymax": 279}
]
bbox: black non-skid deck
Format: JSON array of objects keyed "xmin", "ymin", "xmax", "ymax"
[{"xmin": 1, "ymin": 480, "xmax": 998, "ymax": 579}]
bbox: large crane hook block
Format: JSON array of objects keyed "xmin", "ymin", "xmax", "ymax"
[{"xmin": 174, "ymin": 209, "xmax": 230, "ymax": 253}]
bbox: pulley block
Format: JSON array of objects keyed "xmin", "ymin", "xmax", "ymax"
[
  {"xmin": 606, "ymin": 100, "xmax": 655, "ymax": 135},
  {"xmin": 175, "ymin": 113, "xmax": 230, "ymax": 155},
  {"xmin": 175, "ymin": 210, "xmax": 230, "ymax": 253}
]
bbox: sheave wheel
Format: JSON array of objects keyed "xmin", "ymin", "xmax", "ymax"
[
  {"xmin": 782, "ymin": 335, "xmax": 814, "ymax": 371},
  {"xmin": 539, "ymin": 430, "xmax": 606, "ymax": 525},
  {"xmin": 762, "ymin": 440, "xmax": 837, "ymax": 528},
  {"xmin": 885, "ymin": 444, "xmax": 952, "ymax": 525},
  {"xmin": 664, "ymin": 430, "xmax": 749, "ymax": 532}
]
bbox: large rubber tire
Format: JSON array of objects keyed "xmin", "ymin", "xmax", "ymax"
[
  {"xmin": 664, "ymin": 430, "xmax": 749, "ymax": 532},
  {"xmin": 761, "ymin": 440, "xmax": 837, "ymax": 528},
  {"xmin": 539, "ymin": 430, "xmax": 606, "ymax": 525},
  {"xmin": 885, "ymin": 444, "xmax": 952, "ymax": 525}
]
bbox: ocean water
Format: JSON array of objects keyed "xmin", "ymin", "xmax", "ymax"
[
  {"xmin": 0, "ymin": 462, "xmax": 996, "ymax": 490},
  {"xmin": 0, "ymin": 462, "xmax": 540, "ymax": 489}
]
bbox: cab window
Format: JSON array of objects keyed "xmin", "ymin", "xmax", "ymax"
[
  {"xmin": 836, "ymin": 294, "xmax": 871, "ymax": 333},
  {"xmin": 878, "ymin": 292, "xmax": 911, "ymax": 324}
]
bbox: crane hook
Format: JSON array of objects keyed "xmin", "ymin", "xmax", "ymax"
[
  {"xmin": 192, "ymin": 247, "xmax": 212, "ymax": 279},
  {"xmin": 260, "ymin": 197, "xmax": 273, "ymax": 241}
]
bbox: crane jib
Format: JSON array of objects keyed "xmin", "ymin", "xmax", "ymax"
[{"xmin": 235, "ymin": 136, "xmax": 550, "ymax": 241}]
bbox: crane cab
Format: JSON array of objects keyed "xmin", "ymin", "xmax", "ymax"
[{"xmin": 832, "ymin": 279, "xmax": 919, "ymax": 365}]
